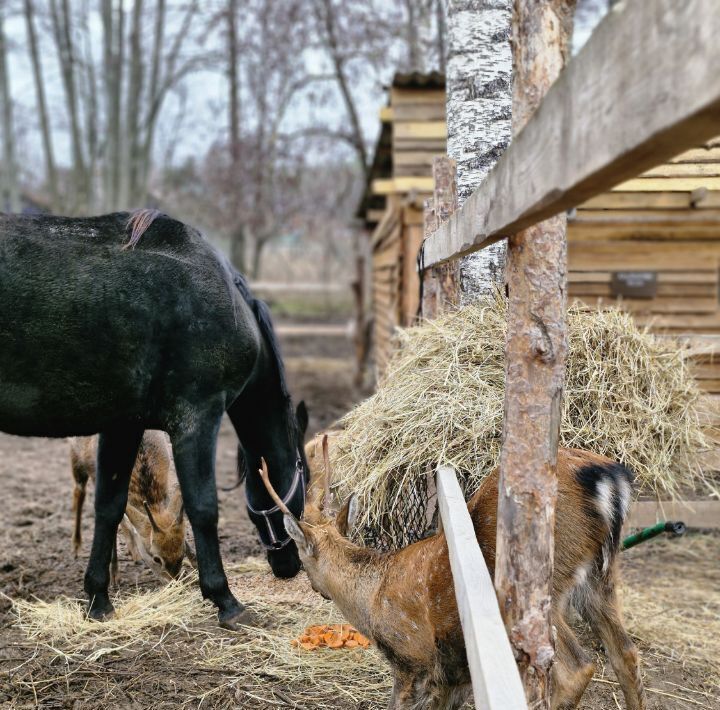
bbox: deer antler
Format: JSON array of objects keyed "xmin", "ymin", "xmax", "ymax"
[
  {"xmin": 322, "ymin": 434, "xmax": 332, "ymax": 510},
  {"xmin": 143, "ymin": 500, "xmax": 162, "ymax": 533},
  {"xmin": 258, "ymin": 458, "xmax": 292, "ymax": 516}
]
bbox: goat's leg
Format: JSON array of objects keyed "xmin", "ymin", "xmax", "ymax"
[
  {"xmin": 585, "ymin": 577, "xmax": 645, "ymax": 710},
  {"xmin": 169, "ymin": 406, "xmax": 245, "ymax": 628},
  {"xmin": 84, "ymin": 426, "xmax": 143, "ymax": 620},
  {"xmin": 552, "ymin": 612, "xmax": 595, "ymax": 709}
]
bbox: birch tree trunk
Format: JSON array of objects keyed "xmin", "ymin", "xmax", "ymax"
[
  {"xmin": 494, "ymin": 2, "xmax": 575, "ymax": 706},
  {"xmin": 446, "ymin": 0, "xmax": 512, "ymax": 303},
  {"xmin": 24, "ymin": 0, "xmax": 58, "ymax": 210},
  {"xmin": 0, "ymin": 8, "xmax": 19, "ymax": 213}
]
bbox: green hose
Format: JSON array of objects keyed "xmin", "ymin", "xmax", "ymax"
[{"xmin": 621, "ymin": 521, "xmax": 686, "ymax": 551}]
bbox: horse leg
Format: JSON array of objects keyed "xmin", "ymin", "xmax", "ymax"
[
  {"xmin": 84, "ymin": 426, "xmax": 143, "ymax": 620},
  {"xmin": 170, "ymin": 410, "xmax": 245, "ymax": 628}
]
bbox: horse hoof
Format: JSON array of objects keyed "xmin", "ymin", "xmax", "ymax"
[
  {"xmin": 219, "ymin": 605, "xmax": 255, "ymax": 630},
  {"xmin": 88, "ymin": 602, "xmax": 115, "ymax": 622}
]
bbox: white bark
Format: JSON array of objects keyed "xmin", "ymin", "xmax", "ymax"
[{"xmin": 445, "ymin": 0, "xmax": 513, "ymax": 303}]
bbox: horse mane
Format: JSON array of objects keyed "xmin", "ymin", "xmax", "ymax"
[
  {"xmin": 124, "ymin": 208, "xmax": 164, "ymax": 249},
  {"xmin": 232, "ymin": 270, "xmax": 292, "ymax": 407}
]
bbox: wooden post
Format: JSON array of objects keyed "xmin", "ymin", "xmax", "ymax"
[
  {"xmin": 420, "ymin": 158, "xmax": 460, "ymax": 318},
  {"xmin": 495, "ymin": 1, "xmax": 575, "ymax": 707}
]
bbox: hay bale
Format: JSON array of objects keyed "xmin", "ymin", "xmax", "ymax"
[{"xmin": 335, "ymin": 298, "xmax": 714, "ymax": 548}]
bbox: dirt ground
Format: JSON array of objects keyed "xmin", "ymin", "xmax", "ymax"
[{"xmin": 1, "ymin": 339, "xmax": 719, "ymax": 708}]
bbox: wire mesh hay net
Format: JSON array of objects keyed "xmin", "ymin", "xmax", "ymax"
[{"xmin": 333, "ymin": 297, "xmax": 714, "ymax": 552}]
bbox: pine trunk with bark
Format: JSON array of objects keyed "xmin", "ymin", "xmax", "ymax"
[
  {"xmin": 446, "ymin": 0, "xmax": 512, "ymax": 303},
  {"xmin": 494, "ymin": 2, "xmax": 575, "ymax": 707}
]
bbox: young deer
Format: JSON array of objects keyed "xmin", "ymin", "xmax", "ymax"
[
  {"xmin": 265, "ymin": 439, "xmax": 645, "ymax": 710},
  {"xmin": 70, "ymin": 431, "xmax": 193, "ymax": 582}
]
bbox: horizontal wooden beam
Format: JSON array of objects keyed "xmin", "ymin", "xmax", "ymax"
[
  {"xmin": 421, "ymin": 0, "xmax": 720, "ymax": 268},
  {"xmin": 393, "ymin": 121, "xmax": 447, "ymax": 140},
  {"xmin": 250, "ymin": 281, "xmax": 346, "ymax": 293},
  {"xmin": 436, "ymin": 467, "xmax": 527, "ymax": 710},
  {"xmin": 371, "ymin": 177, "xmax": 435, "ymax": 195}
]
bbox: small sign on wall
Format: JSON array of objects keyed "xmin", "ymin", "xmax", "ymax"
[{"xmin": 611, "ymin": 271, "xmax": 658, "ymax": 299}]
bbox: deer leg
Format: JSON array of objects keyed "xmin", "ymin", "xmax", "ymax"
[
  {"xmin": 169, "ymin": 407, "xmax": 245, "ymax": 628},
  {"xmin": 552, "ymin": 611, "xmax": 595, "ymax": 709},
  {"xmin": 70, "ymin": 459, "xmax": 90, "ymax": 557},
  {"xmin": 387, "ymin": 670, "xmax": 415, "ymax": 709},
  {"xmin": 110, "ymin": 536, "xmax": 119, "ymax": 588},
  {"xmin": 585, "ymin": 578, "xmax": 645, "ymax": 710},
  {"xmin": 84, "ymin": 426, "xmax": 143, "ymax": 621}
]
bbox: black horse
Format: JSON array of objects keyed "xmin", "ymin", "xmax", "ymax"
[{"xmin": 0, "ymin": 210, "xmax": 308, "ymax": 627}]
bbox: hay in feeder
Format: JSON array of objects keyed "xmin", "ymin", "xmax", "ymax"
[{"xmin": 335, "ymin": 297, "xmax": 714, "ymax": 548}]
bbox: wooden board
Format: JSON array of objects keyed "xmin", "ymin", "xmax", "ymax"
[
  {"xmin": 393, "ymin": 122, "xmax": 447, "ymax": 140},
  {"xmin": 436, "ymin": 467, "xmax": 528, "ymax": 710},
  {"xmin": 567, "ymin": 241, "xmax": 720, "ymax": 271},
  {"xmin": 372, "ymin": 177, "xmax": 435, "ymax": 195},
  {"xmin": 579, "ymin": 191, "xmax": 720, "ymax": 210},
  {"xmin": 421, "ymin": 0, "xmax": 720, "ymax": 268},
  {"xmin": 390, "ymin": 87, "xmax": 446, "ymax": 105},
  {"xmin": 612, "ymin": 177, "xmax": 720, "ymax": 192}
]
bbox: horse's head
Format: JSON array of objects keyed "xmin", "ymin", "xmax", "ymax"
[{"xmin": 242, "ymin": 400, "xmax": 310, "ymax": 579}]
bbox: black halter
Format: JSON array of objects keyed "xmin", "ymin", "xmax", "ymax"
[{"xmin": 246, "ymin": 452, "xmax": 305, "ymax": 551}]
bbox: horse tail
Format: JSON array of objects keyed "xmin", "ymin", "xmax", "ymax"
[{"xmin": 124, "ymin": 208, "xmax": 164, "ymax": 250}]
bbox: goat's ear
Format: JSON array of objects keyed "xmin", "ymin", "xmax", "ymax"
[
  {"xmin": 283, "ymin": 514, "xmax": 313, "ymax": 556},
  {"xmin": 336, "ymin": 494, "xmax": 360, "ymax": 537},
  {"xmin": 295, "ymin": 401, "xmax": 309, "ymax": 442}
]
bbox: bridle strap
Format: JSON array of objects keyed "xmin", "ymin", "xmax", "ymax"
[{"xmin": 247, "ymin": 452, "xmax": 305, "ymax": 551}]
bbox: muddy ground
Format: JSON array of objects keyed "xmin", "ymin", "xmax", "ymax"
[{"xmin": 0, "ymin": 335, "xmax": 718, "ymax": 708}]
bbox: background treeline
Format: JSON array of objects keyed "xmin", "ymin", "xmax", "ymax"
[{"xmin": 0, "ymin": 0, "xmax": 444, "ymax": 278}]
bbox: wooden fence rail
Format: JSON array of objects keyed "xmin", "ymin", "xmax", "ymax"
[
  {"xmin": 421, "ymin": 0, "xmax": 720, "ymax": 269},
  {"xmin": 436, "ymin": 466, "xmax": 527, "ymax": 710}
]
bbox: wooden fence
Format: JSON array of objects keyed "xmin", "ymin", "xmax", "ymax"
[{"xmin": 425, "ymin": 1, "xmax": 720, "ymax": 707}]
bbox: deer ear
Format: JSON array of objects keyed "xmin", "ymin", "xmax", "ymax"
[
  {"xmin": 172, "ymin": 488, "xmax": 185, "ymax": 525},
  {"xmin": 336, "ymin": 494, "xmax": 360, "ymax": 537},
  {"xmin": 283, "ymin": 514, "xmax": 313, "ymax": 556},
  {"xmin": 124, "ymin": 504, "xmax": 144, "ymax": 531}
]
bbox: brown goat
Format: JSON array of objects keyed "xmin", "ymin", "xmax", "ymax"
[
  {"xmin": 272, "ymin": 435, "xmax": 645, "ymax": 710},
  {"xmin": 70, "ymin": 431, "xmax": 193, "ymax": 582}
]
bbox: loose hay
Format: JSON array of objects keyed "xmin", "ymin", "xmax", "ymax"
[
  {"xmin": 9, "ymin": 572, "xmax": 215, "ymax": 660},
  {"xmin": 5, "ymin": 543, "xmax": 719, "ymax": 708},
  {"xmin": 334, "ymin": 298, "xmax": 714, "ymax": 548}
]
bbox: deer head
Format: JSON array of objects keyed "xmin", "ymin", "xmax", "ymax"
[
  {"xmin": 258, "ymin": 446, "xmax": 361, "ymax": 601},
  {"xmin": 123, "ymin": 487, "xmax": 189, "ymax": 580}
]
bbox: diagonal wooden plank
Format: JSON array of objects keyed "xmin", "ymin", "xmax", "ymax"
[
  {"xmin": 436, "ymin": 466, "xmax": 527, "ymax": 710},
  {"xmin": 421, "ymin": 0, "xmax": 720, "ymax": 268}
]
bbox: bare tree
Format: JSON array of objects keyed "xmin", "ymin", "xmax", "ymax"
[
  {"xmin": 0, "ymin": 4, "xmax": 20, "ymax": 213},
  {"xmin": 49, "ymin": 0, "xmax": 89, "ymax": 211},
  {"xmin": 24, "ymin": 0, "xmax": 58, "ymax": 210}
]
